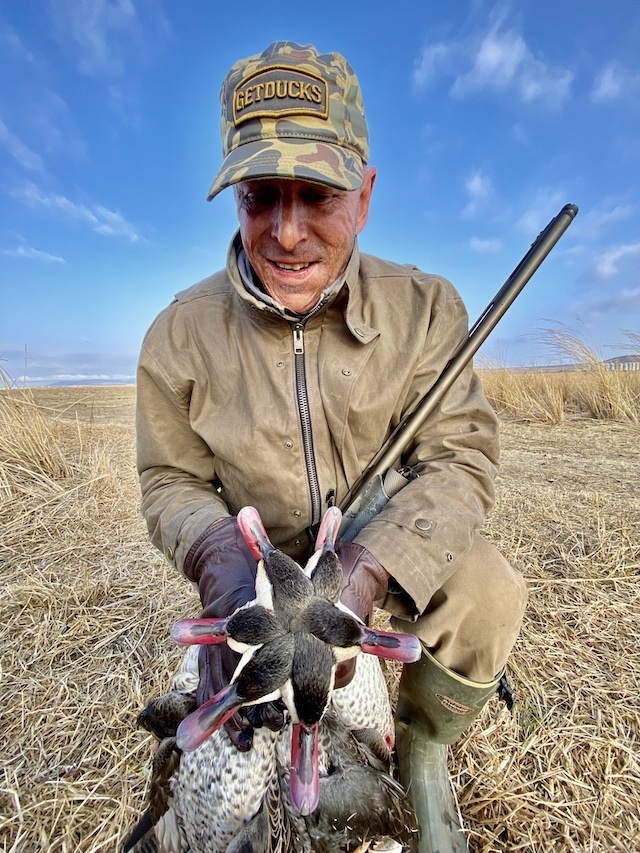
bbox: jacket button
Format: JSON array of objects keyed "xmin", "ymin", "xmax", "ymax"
[
  {"xmin": 284, "ymin": 440, "xmax": 293, "ymax": 449},
  {"xmin": 342, "ymin": 368, "xmax": 351, "ymax": 376},
  {"xmin": 415, "ymin": 518, "xmax": 432, "ymax": 532},
  {"xmin": 293, "ymin": 509, "xmax": 302, "ymax": 517},
  {"xmin": 166, "ymin": 547, "xmax": 174, "ymax": 561}
]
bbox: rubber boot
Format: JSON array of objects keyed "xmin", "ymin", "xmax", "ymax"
[{"xmin": 395, "ymin": 648, "xmax": 503, "ymax": 853}]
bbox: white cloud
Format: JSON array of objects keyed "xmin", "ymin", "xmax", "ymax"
[
  {"xmin": 592, "ymin": 62, "xmax": 640, "ymax": 102},
  {"xmin": 453, "ymin": 28, "xmax": 573, "ymax": 108},
  {"xmin": 413, "ymin": 43, "xmax": 451, "ymax": 90},
  {"xmin": 0, "ymin": 120, "xmax": 43, "ymax": 171},
  {"xmin": 592, "ymin": 64, "xmax": 622, "ymax": 101},
  {"xmin": 1, "ymin": 244, "xmax": 65, "ymax": 263},
  {"xmin": 44, "ymin": 0, "xmax": 171, "ymax": 123},
  {"xmin": 413, "ymin": 13, "xmax": 573, "ymax": 109},
  {"xmin": 12, "ymin": 182, "xmax": 142, "ymax": 242},
  {"xmin": 463, "ymin": 169, "xmax": 493, "ymax": 218},
  {"xmin": 453, "ymin": 30, "xmax": 525, "ymax": 93},
  {"xmin": 469, "ymin": 237, "xmax": 502, "ymax": 253},
  {"xmin": 48, "ymin": 0, "xmax": 137, "ymax": 77},
  {"xmin": 91, "ymin": 203, "xmax": 142, "ymax": 239},
  {"xmin": 47, "ymin": 0, "xmax": 171, "ymax": 78},
  {"xmin": 466, "ymin": 170, "xmax": 492, "ymax": 198},
  {"xmin": 594, "ymin": 243, "xmax": 640, "ymax": 279}
]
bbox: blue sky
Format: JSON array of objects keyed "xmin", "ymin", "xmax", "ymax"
[{"xmin": 2, "ymin": 0, "xmax": 639, "ymax": 385}]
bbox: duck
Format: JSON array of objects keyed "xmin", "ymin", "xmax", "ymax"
[
  {"xmin": 123, "ymin": 506, "xmax": 419, "ymax": 853},
  {"xmin": 126, "ymin": 653, "xmax": 417, "ymax": 853}
]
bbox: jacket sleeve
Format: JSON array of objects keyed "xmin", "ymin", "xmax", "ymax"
[
  {"xmin": 136, "ymin": 319, "xmax": 230, "ymax": 573},
  {"xmin": 353, "ymin": 278, "xmax": 500, "ymax": 618}
]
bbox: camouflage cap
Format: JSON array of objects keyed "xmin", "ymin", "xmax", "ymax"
[{"xmin": 207, "ymin": 41, "xmax": 369, "ymax": 200}]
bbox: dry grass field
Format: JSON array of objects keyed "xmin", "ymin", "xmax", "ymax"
[{"xmin": 1, "ymin": 378, "xmax": 638, "ymax": 852}]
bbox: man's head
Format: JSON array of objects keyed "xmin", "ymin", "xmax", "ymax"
[{"xmin": 209, "ymin": 42, "xmax": 375, "ymax": 313}]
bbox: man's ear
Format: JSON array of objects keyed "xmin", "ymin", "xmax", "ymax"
[{"xmin": 356, "ymin": 166, "xmax": 377, "ymax": 234}]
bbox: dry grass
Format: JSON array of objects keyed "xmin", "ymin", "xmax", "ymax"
[
  {"xmin": 458, "ymin": 418, "xmax": 640, "ymax": 850},
  {"xmin": 480, "ymin": 368, "xmax": 640, "ymax": 426},
  {"xmin": 1, "ymin": 385, "xmax": 638, "ymax": 852},
  {"xmin": 0, "ymin": 386, "xmax": 196, "ymax": 852},
  {"xmin": 479, "ymin": 327, "xmax": 640, "ymax": 425}
]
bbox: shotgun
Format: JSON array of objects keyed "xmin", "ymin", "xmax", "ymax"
[{"xmin": 338, "ymin": 202, "xmax": 578, "ymax": 542}]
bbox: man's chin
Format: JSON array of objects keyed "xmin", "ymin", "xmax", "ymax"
[{"xmin": 262, "ymin": 271, "xmax": 329, "ymax": 313}]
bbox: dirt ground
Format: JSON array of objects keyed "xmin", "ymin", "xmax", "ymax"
[{"xmin": 1, "ymin": 385, "xmax": 638, "ymax": 852}]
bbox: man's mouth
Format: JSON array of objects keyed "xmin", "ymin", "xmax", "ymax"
[{"xmin": 273, "ymin": 261, "xmax": 312, "ymax": 271}]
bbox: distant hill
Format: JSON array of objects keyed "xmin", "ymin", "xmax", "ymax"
[
  {"xmin": 45, "ymin": 379, "xmax": 135, "ymax": 387},
  {"xmin": 481, "ymin": 354, "xmax": 640, "ymax": 373},
  {"xmin": 603, "ymin": 355, "xmax": 640, "ymax": 365}
]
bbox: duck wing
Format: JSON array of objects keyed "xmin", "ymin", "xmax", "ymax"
[
  {"xmin": 309, "ymin": 761, "xmax": 418, "ymax": 853},
  {"xmin": 307, "ymin": 713, "xmax": 419, "ymax": 853},
  {"xmin": 223, "ymin": 782, "xmax": 308, "ymax": 853},
  {"xmin": 123, "ymin": 688, "xmax": 199, "ymax": 853},
  {"xmin": 122, "ymin": 737, "xmax": 187, "ymax": 853}
]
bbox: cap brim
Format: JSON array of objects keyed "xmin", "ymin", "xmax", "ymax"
[{"xmin": 207, "ymin": 138, "xmax": 364, "ymax": 200}]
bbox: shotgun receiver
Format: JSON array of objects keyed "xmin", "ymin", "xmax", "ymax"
[{"xmin": 338, "ymin": 202, "xmax": 578, "ymax": 542}]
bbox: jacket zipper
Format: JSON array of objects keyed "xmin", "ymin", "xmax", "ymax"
[{"xmin": 292, "ymin": 323, "xmax": 322, "ymax": 526}]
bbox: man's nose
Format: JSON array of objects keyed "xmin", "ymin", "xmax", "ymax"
[{"xmin": 272, "ymin": 199, "xmax": 307, "ymax": 251}]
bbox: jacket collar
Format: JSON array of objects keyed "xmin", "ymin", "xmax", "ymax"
[{"xmin": 341, "ymin": 243, "xmax": 379, "ymax": 344}]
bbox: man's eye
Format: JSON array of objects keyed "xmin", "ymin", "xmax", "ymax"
[
  {"xmin": 304, "ymin": 186, "xmax": 336, "ymax": 202},
  {"xmin": 245, "ymin": 191, "xmax": 277, "ymax": 207}
]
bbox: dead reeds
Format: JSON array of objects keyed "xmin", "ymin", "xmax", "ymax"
[
  {"xmin": 1, "ymin": 384, "xmax": 638, "ymax": 852},
  {"xmin": 479, "ymin": 327, "xmax": 640, "ymax": 424}
]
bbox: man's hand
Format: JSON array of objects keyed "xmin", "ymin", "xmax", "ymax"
[
  {"xmin": 183, "ymin": 517, "xmax": 284, "ymax": 750},
  {"xmin": 334, "ymin": 541, "xmax": 390, "ymax": 687}
]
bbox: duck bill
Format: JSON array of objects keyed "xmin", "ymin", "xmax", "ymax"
[
  {"xmin": 359, "ymin": 627, "xmax": 422, "ymax": 663},
  {"xmin": 289, "ymin": 721, "xmax": 319, "ymax": 816},
  {"xmin": 175, "ymin": 684, "xmax": 241, "ymax": 751},
  {"xmin": 314, "ymin": 505, "xmax": 342, "ymax": 552},
  {"xmin": 237, "ymin": 506, "xmax": 276, "ymax": 561},
  {"xmin": 170, "ymin": 617, "xmax": 230, "ymax": 645}
]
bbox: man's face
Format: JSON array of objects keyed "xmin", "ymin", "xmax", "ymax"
[{"xmin": 235, "ymin": 168, "xmax": 376, "ymax": 314}]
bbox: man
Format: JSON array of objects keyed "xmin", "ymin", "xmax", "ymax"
[{"xmin": 136, "ymin": 41, "xmax": 527, "ymax": 853}]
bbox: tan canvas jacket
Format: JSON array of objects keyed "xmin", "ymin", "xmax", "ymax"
[{"xmin": 136, "ymin": 233, "xmax": 500, "ymax": 619}]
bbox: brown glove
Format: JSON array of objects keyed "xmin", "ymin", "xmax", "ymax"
[
  {"xmin": 334, "ymin": 541, "xmax": 390, "ymax": 687},
  {"xmin": 183, "ymin": 517, "xmax": 285, "ymax": 750},
  {"xmin": 336, "ymin": 541, "xmax": 390, "ymax": 623}
]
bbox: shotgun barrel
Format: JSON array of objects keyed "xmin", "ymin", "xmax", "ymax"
[{"xmin": 339, "ymin": 203, "xmax": 578, "ymax": 518}]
